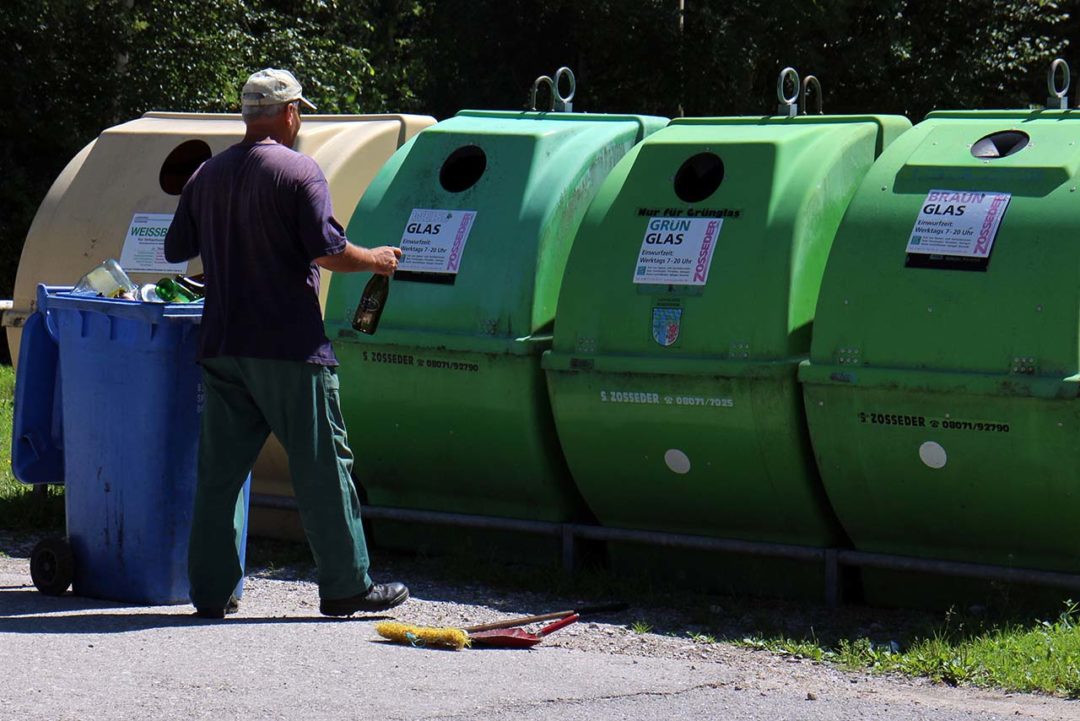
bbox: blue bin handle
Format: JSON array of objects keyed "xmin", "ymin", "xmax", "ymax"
[
  {"xmin": 12, "ymin": 300, "xmax": 65, "ymax": 485},
  {"xmin": 34, "ymin": 284, "xmax": 70, "ymax": 342}
]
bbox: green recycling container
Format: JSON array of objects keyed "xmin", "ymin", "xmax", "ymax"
[
  {"xmin": 326, "ymin": 110, "xmax": 667, "ymax": 521},
  {"xmin": 801, "ymin": 108, "xmax": 1080, "ymax": 574},
  {"xmin": 543, "ymin": 113, "xmax": 910, "ymax": 546}
]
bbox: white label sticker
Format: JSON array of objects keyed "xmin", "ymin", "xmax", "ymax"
[
  {"xmin": 905, "ymin": 190, "xmax": 1011, "ymax": 258},
  {"xmin": 397, "ymin": 209, "xmax": 477, "ymax": 274},
  {"xmin": 633, "ymin": 217, "xmax": 722, "ymax": 286},
  {"xmin": 119, "ymin": 213, "xmax": 188, "ymax": 274}
]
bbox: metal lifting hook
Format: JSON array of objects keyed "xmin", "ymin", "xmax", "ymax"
[
  {"xmin": 777, "ymin": 68, "xmax": 824, "ymax": 116},
  {"xmin": 777, "ymin": 67, "xmax": 800, "ymax": 117},
  {"xmin": 1047, "ymin": 58, "xmax": 1070, "ymax": 110},
  {"xmin": 530, "ymin": 76, "xmax": 554, "ymax": 111},
  {"xmin": 531, "ymin": 67, "xmax": 576, "ymax": 112},
  {"xmin": 801, "ymin": 75, "xmax": 823, "ymax": 115}
]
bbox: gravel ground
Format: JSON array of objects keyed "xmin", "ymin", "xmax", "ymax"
[{"xmin": 3, "ymin": 531, "xmax": 1080, "ymax": 720}]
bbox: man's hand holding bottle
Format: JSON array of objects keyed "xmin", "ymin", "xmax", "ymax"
[
  {"xmin": 314, "ymin": 242, "xmax": 401, "ymax": 275},
  {"xmin": 366, "ymin": 246, "xmax": 402, "ymax": 276}
]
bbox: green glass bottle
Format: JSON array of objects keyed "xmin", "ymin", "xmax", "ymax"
[{"xmin": 155, "ymin": 277, "xmax": 196, "ymax": 303}]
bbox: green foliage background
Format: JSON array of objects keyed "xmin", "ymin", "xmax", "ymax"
[{"xmin": 0, "ymin": 0, "xmax": 1076, "ymax": 313}]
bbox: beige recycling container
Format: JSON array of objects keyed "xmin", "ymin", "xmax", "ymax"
[{"xmin": 9, "ymin": 111, "xmax": 435, "ymax": 534}]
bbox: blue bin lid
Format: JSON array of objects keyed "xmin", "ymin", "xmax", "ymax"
[{"xmin": 38, "ymin": 286, "xmax": 203, "ymax": 324}]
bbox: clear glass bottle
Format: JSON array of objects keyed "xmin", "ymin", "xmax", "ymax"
[
  {"xmin": 352, "ymin": 274, "xmax": 389, "ymax": 334},
  {"xmin": 71, "ymin": 259, "xmax": 139, "ymax": 299}
]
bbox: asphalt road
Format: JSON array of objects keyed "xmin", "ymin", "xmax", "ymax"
[{"xmin": 2, "ymin": 552, "xmax": 1078, "ymax": 720}]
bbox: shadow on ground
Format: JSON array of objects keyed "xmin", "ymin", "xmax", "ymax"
[
  {"xmin": 2, "ymin": 530, "xmax": 1074, "ymax": 653},
  {"xmin": 0, "ymin": 587, "xmax": 395, "ymax": 633}
]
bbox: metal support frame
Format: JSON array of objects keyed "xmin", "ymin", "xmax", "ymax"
[{"xmin": 251, "ymin": 493, "xmax": 1080, "ymax": 606}]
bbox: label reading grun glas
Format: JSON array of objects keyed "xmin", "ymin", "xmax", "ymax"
[
  {"xmin": 397, "ymin": 209, "xmax": 477, "ymax": 274},
  {"xmin": 119, "ymin": 213, "xmax": 188, "ymax": 274},
  {"xmin": 905, "ymin": 190, "xmax": 1011, "ymax": 259},
  {"xmin": 633, "ymin": 217, "xmax": 722, "ymax": 285}
]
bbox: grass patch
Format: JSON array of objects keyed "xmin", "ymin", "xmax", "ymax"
[
  {"xmin": 740, "ymin": 633, "xmax": 828, "ymax": 663},
  {"xmin": 0, "ymin": 364, "xmax": 64, "ymax": 530},
  {"xmin": 736, "ymin": 602, "xmax": 1080, "ymax": 697},
  {"xmin": 861, "ymin": 602, "xmax": 1080, "ymax": 696}
]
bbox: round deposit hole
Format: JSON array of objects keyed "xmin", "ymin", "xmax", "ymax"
[
  {"xmin": 673, "ymin": 152, "xmax": 724, "ymax": 203},
  {"xmin": 159, "ymin": 139, "xmax": 213, "ymax": 195},
  {"xmin": 439, "ymin": 144, "xmax": 487, "ymax": 193},
  {"xmin": 971, "ymin": 130, "xmax": 1030, "ymax": 159}
]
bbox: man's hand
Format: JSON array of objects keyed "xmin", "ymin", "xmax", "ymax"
[
  {"xmin": 366, "ymin": 245, "xmax": 402, "ymax": 276},
  {"xmin": 315, "ymin": 243, "xmax": 402, "ymax": 274}
]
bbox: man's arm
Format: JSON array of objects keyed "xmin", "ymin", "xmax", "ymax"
[
  {"xmin": 315, "ymin": 242, "xmax": 401, "ymax": 275},
  {"xmin": 295, "ymin": 168, "xmax": 401, "ymax": 276}
]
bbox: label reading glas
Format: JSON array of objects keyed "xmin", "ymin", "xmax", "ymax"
[
  {"xmin": 633, "ymin": 217, "xmax": 722, "ymax": 286},
  {"xmin": 119, "ymin": 213, "xmax": 187, "ymax": 274},
  {"xmin": 905, "ymin": 190, "xmax": 1011, "ymax": 259},
  {"xmin": 398, "ymin": 209, "xmax": 477, "ymax": 274}
]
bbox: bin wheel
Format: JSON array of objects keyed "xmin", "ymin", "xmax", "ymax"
[{"xmin": 30, "ymin": 537, "xmax": 74, "ymax": 596}]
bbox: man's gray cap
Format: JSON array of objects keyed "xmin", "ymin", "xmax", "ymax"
[{"xmin": 242, "ymin": 68, "xmax": 317, "ymax": 111}]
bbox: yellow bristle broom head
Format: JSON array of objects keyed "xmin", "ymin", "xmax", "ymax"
[{"xmin": 375, "ymin": 621, "xmax": 471, "ymax": 650}]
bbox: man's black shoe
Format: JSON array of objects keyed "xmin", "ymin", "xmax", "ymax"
[
  {"xmin": 320, "ymin": 582, "xmax": 409, "ymax": 617},
  {"xmin": 194, "ymin": 595, "xmax": 240, "ymax": 619}
]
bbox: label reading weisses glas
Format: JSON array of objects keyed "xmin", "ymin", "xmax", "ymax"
[
  {"xmin": 119, "ymin": 213, "xmax": 188, "ymax": 274},
  {"xmin": 633, "ymin": 217, "xmax": 722, "ymax": 285},
  {"xmin": 398, "ymin": 209, "xmax": 477, "ymax": 274},
  {"xmin": 905, "ymin": 190, "xmax": 1011, "ymax": 258}
]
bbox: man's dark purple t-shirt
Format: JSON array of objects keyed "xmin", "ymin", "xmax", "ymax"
[{"xmin": 164, "ymin": 141, "xmax": 345, "ymax": 365}]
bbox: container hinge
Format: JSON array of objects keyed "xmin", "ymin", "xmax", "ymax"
[
  {"xmin": 1011, "ymin": 356, "xmax": 1037, "ymax": 375},
  {"xmin": 1047, "ymin": 58, "xmax": 1070, "ymax": 110},
  {"xmin": 837, "ymin": 347, "xmax": 862, "ymax": 366},
  {"xmin": 574, "ymin": 336, "xmax": 597, "ymax": 354},
  {"xmin": 729, "ymin": 341, "xmax": 751, "ymax": 360},
  {"xmin": 531, "ymin": 67, "xmax": 576, "ymax": 112}
]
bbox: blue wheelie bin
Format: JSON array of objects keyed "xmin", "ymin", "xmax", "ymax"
[{"xmin": 12, "ymin": 284, "xmax": 249, "ymax": 604}]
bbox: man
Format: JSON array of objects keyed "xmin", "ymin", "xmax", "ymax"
[{"xmin": 165, "ymin": 68, "xmax": 408, "ymax": 619}]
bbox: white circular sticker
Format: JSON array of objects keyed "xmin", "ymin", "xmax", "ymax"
[
  {"xmin": 664, "ymin": 449, "xmax": 691, "ymax": 474},
  {"xmin": 919, "ymin": 441, "xmax": 947, "ymax": 469}
]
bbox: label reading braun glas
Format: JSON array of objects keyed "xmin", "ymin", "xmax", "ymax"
[
  {"xmin": 397, "ymin": 209, "xmax": 477, "ymax": 274},
  {"xmin": 633, "ymin": 217, "xmax": 722, "ymax": 285},
  {"xmin": 119, "ymin": 213, "xmax": 188, "ymax": 274},
  {"xmin": 905, "ymin": 190, "xmax": 1011, "ymax": 259}
]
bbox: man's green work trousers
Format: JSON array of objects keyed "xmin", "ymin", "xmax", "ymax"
[{"xmin": 188, "ymin": 356, "xmax": 373, "ymax": 609}]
